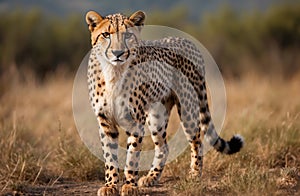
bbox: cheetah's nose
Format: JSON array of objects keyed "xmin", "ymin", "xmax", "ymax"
[{"xmin": 112, "ymin": 50, "xmax": 125, "ymax": 58}]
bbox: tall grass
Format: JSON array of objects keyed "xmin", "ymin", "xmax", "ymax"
[{"xmin": 0, "ymin": 71, "xmax": 103, "ymax": 193}]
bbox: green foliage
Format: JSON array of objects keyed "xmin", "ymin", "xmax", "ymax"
[
  {"xmin": 148, "ymin": 4, "xmax": 300, "ymax": 78},
  {"xmin": 263, "ymin": 4, "xmax": 300, "ymax": 49},
  {"xmin": 147, "ymin": 6, "xmax": 189, "ymax": 29},
  {"xmin": 1, "ymin": 4, "xmax": 300, "ymax": 79},
  {"xmin": 0, "ymin": 10, "xmax": 90, "ymax": 79},
  {"xmin": 198, "ymin": 4, "xmax": 300, "ymax": 77}
]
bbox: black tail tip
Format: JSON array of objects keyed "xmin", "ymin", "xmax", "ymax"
[{"xmin": 228, "ymin": 134, "xmax": 244, "ymax": 154}]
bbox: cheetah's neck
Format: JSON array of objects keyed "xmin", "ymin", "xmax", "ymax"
[{"xmin": 96, "ymin": 52, "xmax": 129, "ymax": 90}]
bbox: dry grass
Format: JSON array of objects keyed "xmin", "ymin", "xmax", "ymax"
[
  {"xmin": 0, "ymin": 71, "xmax": 104, "ymax": 193},
  {"xmin": 164, "ymin": 74, "xmax": 300, "ymax": 195},
  {"xmin": 0, "ymin": 70, "xmax": 299, "ymax": 195}
]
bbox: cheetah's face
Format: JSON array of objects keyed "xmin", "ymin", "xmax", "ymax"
[{"xmin": 86, "ymin": 10, "xmax": 145, "ymax": 65}]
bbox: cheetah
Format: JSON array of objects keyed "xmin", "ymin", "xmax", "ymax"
[{"xmin": 85, "ymin": 10, "xmax": 243, "ymax": 196}]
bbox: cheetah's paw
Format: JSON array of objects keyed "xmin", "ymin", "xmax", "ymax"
[
  {"xmin": 138, "ymin": 175, "xmax": 158, "ymax": 187},
  {"xmin": 97, "ymin": 185, "xmax": 118, "ymax": 196},
  {"xmin": 121, "ymin": 184, "xmax": 138, "ymax": 196}
]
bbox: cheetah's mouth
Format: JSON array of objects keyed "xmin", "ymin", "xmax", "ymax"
[
  {"xmin": 111, "ymin": 58, "xmax": 125, "ymax": 65},
  {"xmin": 114, "ymin": 59, "xmax": 123, "ymax": 62}
]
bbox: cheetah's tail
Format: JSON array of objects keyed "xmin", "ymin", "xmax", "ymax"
[
  {"xmin": 205, "ymin": 123, "xmax": 244, "ymax": 155},
  {"xmin": 214, "ymin": 134, "xmax": 244, "ymax": 154}
]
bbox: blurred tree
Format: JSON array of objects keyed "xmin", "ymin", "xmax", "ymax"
[
  {"xmin": 146, "ymin": 6, "xmax": 189, "ymax": 28},
  {"xmin": 0, "ymin": 4, "xmax": 299, "ymax": 81},
  {"xmin": 0, "ymin": 10, "xmax": 90, "ymax": 80},
  {"xmin": 263, "ymin": 4, "xmax": 300, "ymax": 49}
]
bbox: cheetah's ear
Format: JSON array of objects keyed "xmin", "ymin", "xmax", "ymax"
[
  {"xmin": 129, "ymin": 11, "xmax": 146, "ymax": 26},
  {"xmin": 86, "ymin": 11, "xmax": 103, "ymax": 32}
]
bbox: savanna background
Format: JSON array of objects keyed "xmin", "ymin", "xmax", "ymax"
[{"xmin": 1, "ymin": 0, "xmax": 299, "ymax": 195}]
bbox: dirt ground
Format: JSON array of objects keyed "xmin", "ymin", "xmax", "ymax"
[{"xmin": 2, "ymin": 177, "xmax": 174, "ymax": 196}]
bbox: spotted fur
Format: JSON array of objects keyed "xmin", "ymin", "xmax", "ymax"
[{"xmin": 85, "ymin": 10, "xmax": 243, "ymax": 196}]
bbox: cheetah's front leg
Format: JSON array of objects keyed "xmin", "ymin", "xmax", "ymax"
[
  {"xmin": 121, "ymin": 125, "xmax": 145, "ymax": 196},
  {"xmin": 138, "ymin": 102, "xmax": 170, "ymax": 187},
  {"xmin": 97, "ymin": 117, "xmax": 119, "ymax": 196}
]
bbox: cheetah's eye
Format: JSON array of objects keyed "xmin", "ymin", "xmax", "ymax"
[
  {"xmin": 124, "ymin": 32, "xmax": 133, "ymax": 39},
  {"xmin": 101, "ymin": 32, "xmax": 110, "ymax": 39}
]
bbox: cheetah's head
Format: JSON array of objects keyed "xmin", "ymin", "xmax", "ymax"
[{"xmin": 86, "ymin": 10, "xmax": 145, "ymax": 65}]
